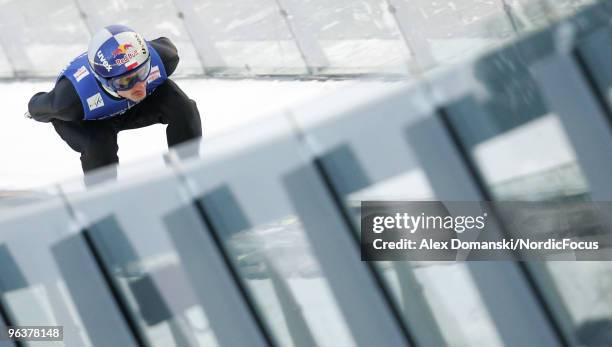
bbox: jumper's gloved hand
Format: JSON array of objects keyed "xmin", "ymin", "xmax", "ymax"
[{"xmin": 24, "ymin": 111, "xmax": 33, "ymax": 119}]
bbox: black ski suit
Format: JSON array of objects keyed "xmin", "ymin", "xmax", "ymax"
[{"xmin": 27, "ymin": 37, "xmax": 202, "ymax": 179}]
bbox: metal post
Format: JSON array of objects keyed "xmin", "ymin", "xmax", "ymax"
[
  {"xmin": 73, "ymin": 0, "xmax": 105, "ymax": 34},
  {"xmin": 172, "ymin": 0, "xmax": 227, "ymax": 75},
  {"xmin": 274, "ymin": 0, "xmax": 330, "ymax": 75},
  {"xmin": 385, "ymin": 0, "xmax": 437, "ymax": 71}
]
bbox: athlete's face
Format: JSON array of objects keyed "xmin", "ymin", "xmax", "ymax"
[{"xmin": 117, "ymin": 81, "xmax": 147, "ymax": 102}]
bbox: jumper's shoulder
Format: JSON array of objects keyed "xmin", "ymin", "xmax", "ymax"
[
  {"xmin": 27, "ymin": 77, "xmax": 83, "ymax": 122},
  {"xmin": 150, "ymin": 37, "xmax": 179, "ymax": 76}
]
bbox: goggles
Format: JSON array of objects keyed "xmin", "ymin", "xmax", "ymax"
[{"xmin": 107, "ymin": 59, "xmax": 152, "ymax": 91}]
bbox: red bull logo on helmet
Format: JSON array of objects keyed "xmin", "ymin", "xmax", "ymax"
[
  {"xmin": 111, "ymin": 43, "xmax": 134, "ymax": 58},
  {"xmin": 112, "ymin": 43, "xmax": 140, "ymax": 66}
]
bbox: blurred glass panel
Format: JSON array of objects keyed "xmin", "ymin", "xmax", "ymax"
[
  {"xmin": 547, "ymin": 261, "xmax": 612, "ymax": 345},
  {"xmin": 191, "ymin": 0, "xmax": 307, "ymax": 75},
  {"xmin": 0, "ymin": 189, "xmax": 60, "ymax": 217},
  {"xmin": 81, "ymin": 0, "xmax": 203, "ymax": 75},
  {"xmin": 0, "ymin": 0, "xmax": 89, "ymax": 77},
  {"xmin": 436, "ymin": 29, "xmax": 589, "ymax": 201},
  {"xmin": 431, "ymin": 20, "xmax": 612, "ymax": 345},
  {"xmin": 281, "ymin": 0, "xmax": 410, "ymax": 74},
  {"xmin": 383, "ymin": 262, "xmax": 505, "ymax": 346},
  {"xmin": 0, "ymin": 198, "xmax": 138, "ymax": 347},
  {"xmin": 505, "ymin": 0, "xmax": 553, "ymax": 32},
  {"xmin": 547, "ymin": 0, "xmax": 599, "ymax": 19},
  {"xmin": 62, "ymin": 170, "xmax": 223, "ymax": 347},
  {"xmin": 177, "ymin": 118, "xmax": 374, "ymax": 347},
  {"xmin": 572, "ymin": 2, "xmax": 612, "ymax": 111},
  {"xmin": 508, "ymin": 0, "xmax": 599, "ymax": 32},
  {"xmin": 393, "ymin": 0, "xmax": 515, "ymax": 68},
  {"xmin": 290, "ymin": 82, "xmax": 507, "ymax": 346}
]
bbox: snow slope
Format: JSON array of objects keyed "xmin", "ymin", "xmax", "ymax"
[{"xmin": 0, "ymin": 79, "xmax": 351, "ymax": 190}]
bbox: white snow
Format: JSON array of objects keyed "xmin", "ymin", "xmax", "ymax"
[{"xmin": 0, "ymin": 79, "xmax": 352, "ymax": 190}]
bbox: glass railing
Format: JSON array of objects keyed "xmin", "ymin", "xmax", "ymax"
[{"xmin": 0, "ymin": 0, "xmax": 601, "ymax": 78}]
